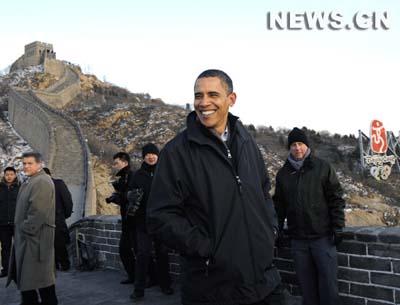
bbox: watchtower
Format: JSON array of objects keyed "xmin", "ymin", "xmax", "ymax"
[{"xmin": 10, "ymin": 41, "xmax": 56, "ymax": 72}]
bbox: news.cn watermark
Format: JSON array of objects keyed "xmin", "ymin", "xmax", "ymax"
[{"xmin": 266, "ymin": 11, "xmax": 390, "ymax": 30}]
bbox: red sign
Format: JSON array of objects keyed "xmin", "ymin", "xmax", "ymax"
[{"xmin": 370, "ymin": 120, "xmax": 388, "ymax": 154}]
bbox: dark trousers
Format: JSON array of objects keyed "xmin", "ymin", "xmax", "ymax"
[
  {"xmin": 54, "ymin": 229, "xmax": 70, "ymax": 269},
  {"xmin": 291, "ymin": 237, "xmax": 340, "ymax": 305},
  {"xmin": 153, "ymin": 238, "xmax": 172, "ymax": 289},
  {"xmin": 21, "ymin": 285, "xmax": 58, "ymax": 305},
  {"xmin": 134, "ymin": 225, "xmax": 172, "ymax": 293},
  {"xmin": 0, "ymin": 225, "xmax": 13, "ymax": 274},
  {"xmin": 119, "ymin": 225, "xmax": 136, "ymax": 280}
]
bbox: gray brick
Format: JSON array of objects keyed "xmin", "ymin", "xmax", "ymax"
[
  {"xmin": 338, "ymin": 281, "xmax": 350, "ymax": 294},
  {"xmin": 93, "ymin": 237, "xmax": 107, "ymax": 244},
  {"xmin": 338, "ymin": 241, "xmax": 367, "ymax": 255},
  {"xmin": 350, "ymin": 256, "xmax": 391, "ymax": 271},
  {"xmin": 368, "ymin": 243, "xmax": 400, "ymax": 259},
  {"xmin": 339, "ymin": 295, "xmax": 365, "ymax": 305},
  {"xmin": 396, "ymin": 290, "xmax": 400, "ymax": 304},
  {"xmin": 342, "ymin": 229, "xmax": 356, "ymax": 240},
  {"xmin": 367, "ymin": 301, "xmax": 394, "ymax": 305},
  {"xmin": 108, "ymin": 231, "xmax": 121, "ymax": 239},
  {"xmin": 355, "ymin": 227, "xmax": 385, "ymax": 243},
  {"xmin": 104, "ymin": 223, "xmax": 115, "ymax": 230},
  {"xmin": 106, "ymin": 238, "xmax": 119, "ymax": 246},
  {"xmin": 338, "ymin": 267, "xmax": 369, "ymax": 283},
  {"xmin": 378, "ymin": 228, "xmax": 400, "ymax": 244},
  {"xmin": 371, "ymin": 272, "xmax": 400, "ymax": 288},
  {"xmin": 279, "ymin": 271, "xmax": 298, "ymax": 285},
  {"xmin": 338, "ymin": 254, "xmax": 349, "ymax": 267},
  {"xmin": 394, "ymin": 261, "xmax": 400, "ymax": 274},
  {"xmin": 274, "ymin": 258, "xmax": 295, "ymax": 272},
  {"xmin": 351, "ymin": 283, "xmax": 394, "ymax": 302}
]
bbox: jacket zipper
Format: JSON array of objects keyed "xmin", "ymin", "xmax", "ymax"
[{"xmin": 216, "ymin": 141, "xmax": 260, "ymax": 298}]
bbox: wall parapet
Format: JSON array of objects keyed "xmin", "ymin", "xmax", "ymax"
[
  {"xmin": 8, "ymin": 88, "xmax": 56, "ymax": 167},
  {"xmin": 70, "ymin": 216, "xmax": 400, "ymax": 305}
]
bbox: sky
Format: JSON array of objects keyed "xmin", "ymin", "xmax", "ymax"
[{"xmin": 0, "ymin": 0, "xmax": 399, "ymax": 135}]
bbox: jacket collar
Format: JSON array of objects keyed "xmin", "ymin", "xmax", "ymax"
[
  {"xmin": 116, "ymin": 165, "xmax": 131, "ymax": 177},
  {"xmin": 285, "ymin": 152, "xmax": 315, "ymax": 172},
  {"xmin": 186, "ymin": 111, "xmax": 249, "ymax": 146},
  {"xmin": 0, "ymin": 179, "xmax": 19, "ymax": 188},
  {"xmin": 140, "ymin": 161, "xmax": 156, "ymax": 175}
]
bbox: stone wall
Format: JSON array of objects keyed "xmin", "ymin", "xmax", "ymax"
[
  {"xmin": 43, "ymin": 58, "xmax": 65, "ymax": 78},
  {"xmin": 276, "ymin": 227, "xmax": 400, "ymax": 305},
  {"xmin": 36, "ymin": 63, "xmax": 81, "ymax": 108},
  {"xmin": 69, "ymin": 216, "xmax": 181, "ymax": 277},
  {"xmin": 7, "ymin": 88, "xmax": 55, "ymax": 165},
  {"xmin": 69, "ymin": 216, "xmax": 400, "ymax": 305},
  {"xmin": 8, "ymin": 88, "xmax": 96, "ymax": 222}
]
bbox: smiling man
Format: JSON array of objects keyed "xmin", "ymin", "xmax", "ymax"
[{"xmin": 147, "ymin": 69, "xmax": 287, "ymax": 305}]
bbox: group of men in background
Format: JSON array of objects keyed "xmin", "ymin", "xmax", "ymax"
[{"xmin": 109, "ymin": 144, "xmax": 174, "ymax": 301}]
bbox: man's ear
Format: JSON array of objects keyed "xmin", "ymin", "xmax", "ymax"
[{"xmin": 229, "ymin": 92, "xmax": 237, "ymax": 107}]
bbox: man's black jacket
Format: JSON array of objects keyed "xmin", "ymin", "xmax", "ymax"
[
  {"xmin": 130, "ymin": 162, "xmax": 155, "ymax": 226},
  {"xmin": 147, "ymin": 112, "xmax": 280, "ymax": 305},
  {"xmin": 0, "ymin": 180, "xmax": 19, "ymax": 225},
  {"xmin": 113, "ymin": 166, "xmax": 135, "ymax": 229},
  {"xmin": 273, "ymin": 154, "xmax": 345, "ymax": 240},
  {"xmin": 52, "ymin": 178, "xmax": 73, "ymax": 232}
]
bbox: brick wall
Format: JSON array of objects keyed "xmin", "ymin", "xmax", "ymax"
[
  {"xmin": 70, "ymin": 216, "xmax": 400, "ymax": 304},
  {"xmin": 276, "ymin": 226, "xmax": 400, "ymax": 305},
  {"xmin": 69, "ymin": 215, "xmax": 181, "ymax": 277}
]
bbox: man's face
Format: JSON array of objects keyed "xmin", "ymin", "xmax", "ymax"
[
  {"xmin": 290, "ymin": 142, "xmax": 308, "ymax": 160},
  {"xmin": 194, "ymin": 77, "xmax": 236, "ymax": 135},
  {"xmin": 4, "ymin": 170, "xmax": 16, "ymax": 184},
  {"xmin": 23, "ymin": 157, "xmax": 42, "ymax": 177},
  {"xmin": 112, "ymin": 158, "xmax": 128, "ymax": 171},
  {"xmin": 144, "ymin": 153, "xmax": 158, "ymax": 166}
]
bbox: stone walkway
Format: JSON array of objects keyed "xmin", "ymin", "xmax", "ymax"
[
  {"xmin": 0, "ymin": 269, "xmax": 180, "ymax": 305},
  {"xmin": 1, "ymin": 268, "xmax": 301, "ymax": 305}
]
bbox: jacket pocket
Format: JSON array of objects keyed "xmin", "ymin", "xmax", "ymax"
[{"xmin": 39, "ymin": 224, "xmax": 55, "ymax": 262}]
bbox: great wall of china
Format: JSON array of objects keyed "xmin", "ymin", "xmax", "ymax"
[
  {"xmin": 7, "ymin": 41, "xmax": 96, "ymax": 224},
  {"xmin": 4, "ymin": 42, "xmax": 400, "ymax": 305}
]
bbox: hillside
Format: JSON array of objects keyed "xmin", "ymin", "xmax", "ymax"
[{"xmin": 0, "ymin": 65, "xmax": 399, "ymax": 226}]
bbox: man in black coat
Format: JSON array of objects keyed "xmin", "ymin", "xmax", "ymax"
[
  {"xmin": 147, "ymin": 69, "xmax": 286, "ymax": 305},
  {"xmin": 129, "ymin": 143, "xmax": 173, "ymax": 301},
  {"xmin": 0, "ymin": 167, "xmax": 19, "ymax": 277},
  {"xmin": 43, "ymin": 168, "xmax": 73, "ymax": 271},
  {"xmin": 107, "ymin": 152, "xmax": 136, "ymax": 284},
  {"xmin": 273, "ymin": 128, "xmax": 345, "ymax": 305}
]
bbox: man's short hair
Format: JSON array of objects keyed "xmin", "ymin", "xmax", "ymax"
[
  {"xmin": 113, "ymin": 152, "xmax": 130, "ymax": 164},
  {"xmin": 196, "ymin": 69, "xmax": 233, "ymax": 94},
  {"xmin": 22, "ymin": 151, "xmax": 43, "ymax": 163},
  {"xmin": 4, "ymin": 166, "xmax": 16, "ymax": 174}
]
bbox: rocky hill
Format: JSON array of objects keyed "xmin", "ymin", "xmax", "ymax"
[{"xmin": 1, "ymin": 65, "xmax": 399, "ymax": 226}]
